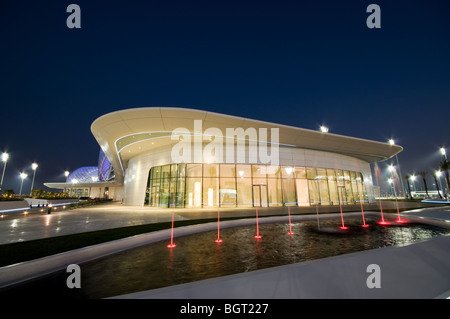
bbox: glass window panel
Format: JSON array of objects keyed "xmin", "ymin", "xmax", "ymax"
[
  {"xmin": 345, "ymin": 179, "xmax": 354, "ymax": 204},
  {"xmin": 152, "ymin": 166, "xmax": 161, "ymax": 180},
  {"xmin": 177, "ymin": 164, "xmax": 186, "ymax": 179},
  {"xmin": 337, "ymin": 186, "xmax": 346, "ymax": 205},
  {"xmin": 220, "ymin": 177, "xmax": 236, "ymax": 206},
  {"xmin": 328, "ymin": 180, "xmax": 338, "ymax": 205},
  {"xmin": 352, "ymin": 179, "xmax": 360, "ymax": 203},
  {"xmin": 296, "ymin": 179, "xmax": 309, "ymax": 206},
  {"xmin": 357, "ymin": 180, "xmax": 367, "ymax": 203},
  {"xmin": 267, "ymin": 166, "xmax": 280, "ymax": 178},
  {"xmin": 150, "ymin": 183, "xmax": 160, "ymax": 207},
  {"xmin": 236, "ymin": 178, "xmax": 252, "ymax": 207},
  {"xmin": 169, "ymin": 178, "xmax": 177, "ymax": 207},
  {"xmin": 282, "ymin": 179, "xmax": 296, "ymax": 205},
  {"xmin": 306, "ymin": 167, "xmax": 316, "ymax": 179},
  {"xmin": 186, "ymin": 178, "xmax": 202, "ymax": 207},
  {"xmin": 203, "ymin": 177, "xmax": 219, "ymax": 207},
  {"xmin": 268, "ymin": 178, "xmax": 282, "ymax": 206},
  {"xmin": 358, "ymin": 172, "xmax": 364, "ymax": 182},
  {"xmin": 318, "ymin": 180, "xmax": 330, "ymax": 205},
  {"xmin": 252, "ymin": 165, "xmax": 267, "ymax": 178},
  {"xmin": 203, "ymin": 164, "xmax": 219, "ymax": 178},
  {"xmin": 160, "ymin": 178, "xmax": 170, "ymax": 207},
  {"xmin": 252, "ymin": 177, "xmax": 267, "ymax": 186},
  {"xmin": 316, "ymin": 168, "xmax": 327, "ymax": 180},
  {"xmin": 295, "ymin": 167, "xmax": 306, "ymax": 179},
  {"xmin": 327, "ymin": 169, "xmax": 336, "ymax": 181},
  {"xmin": 220, "ymin": 164, "xmax": 236, "ymax": 177},
  {"xmin": 186, "ymin": 164, "xmax": 202, "ymax": 177},
  {"xmin": 170, "ymin": 164, "xmax": 178, "ymax": 178},
  {"xmin": 350, "ymin": 171, "xmax": 357, "ymax": 181},
  {"xmin": 175, "ymin": 177, "xmax": 185, "ymax": 207},
  {"xmin": 161, "ymin": 165, "xmax": 171, "ymax": 179},
  {"xmin": 281, "ymin": 166, "xmax": 295, "ymax": 178},
  {"xmin": 343, "ymin": 170, "xmax": 350, "ymax": 181},
  {"xmin": 236, "ymin": 164, "xmax": 251, "ymax": 178},
  {"xmin": 336, "ymin": 170, "xmax": 344, "ymax": 187},
  {"xmin": 308, "ymin": 180, "xmax": 320, "ymax": 205}
]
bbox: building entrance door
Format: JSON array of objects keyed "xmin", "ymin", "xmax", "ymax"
[
  {"xmin": 253, "ymin": 185, "xmax": 268, "ymax": 207},
  {"xmin": 337, "ymin": 186, "xmax": 347, "ymax": 205},
  {"xmin": 151, "ymin": 185, "xmax": 160, "ymax": 206}
]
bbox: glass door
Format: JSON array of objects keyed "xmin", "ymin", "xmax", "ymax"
[
  {"xmin": 337, "ymin": 186, "xmax": 347, "ymax": 206},
  {"xmin": 253, "ymin": 185, "xmax": 268, "ymax": 207}
]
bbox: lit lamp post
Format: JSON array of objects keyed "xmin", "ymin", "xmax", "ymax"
[
  {"xmin": 389, "ymin": 139, "xmax": 405, "ymax": 197},
  {"xmin": 64, "ymin": 171, "xmax": 70, "ymax": 194},
  {"xmin": 1, "ymin": 152, "xmax": 9, "ymax": 192},
  {"xmin": 441, "ymin": 147, "xmax": 447, "ymax": 161},
  {"xmin": 30, "ymin": 162, "xmax": 38, "ymax": 195},
  {"xmin": 436, "ymin": 171, "xmax": 445, "ymax": 199},
  {"xmin": 19, "ymin": 172, "xmax": 27, "ymax": 196},
  {"xmin": 410, "ymin": 175, "xmax": 417, "ymax": 199}
]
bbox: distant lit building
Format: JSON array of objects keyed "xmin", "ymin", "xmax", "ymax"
[{"xmin": 45, "ymin": 107, "xmax": 402, "ymax": 207}]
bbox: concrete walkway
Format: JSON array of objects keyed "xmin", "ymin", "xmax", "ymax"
[{"xmin": 0, "ymin": 200, "xmax": 444, "ymax": 244}]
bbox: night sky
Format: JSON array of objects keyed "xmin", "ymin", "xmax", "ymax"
[{"xmin": 0, "ymin": 0, "xmax": 449, "ymax": 193}]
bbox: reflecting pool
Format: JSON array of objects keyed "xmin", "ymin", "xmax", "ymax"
[{"xmin": 1, "ymin": 216, "xmax": 448, "ymax": 298}]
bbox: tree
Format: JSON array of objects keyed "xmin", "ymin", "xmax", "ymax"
[
  {"xmin": 31, "ymin": 188, "xmax": 43, "ymax": 199},
  {"xmin": 439, "ymin": 160, "xmax": 450, "ymax": 196},
  {"xmin": 418, "ymin": 171, "xmax": 429, "ymax": 198},
  {"xmin": 404, "ymin": 175, "xmax": 413, "ymax": 199}
]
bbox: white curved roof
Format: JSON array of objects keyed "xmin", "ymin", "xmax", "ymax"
[{"xmin": 90, "ymin": 107, "xmax": 402, "ymax": 177}]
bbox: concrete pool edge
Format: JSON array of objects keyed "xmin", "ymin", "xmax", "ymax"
[{"xmin": 0, "ymin": 211, "xmax": 449, "ymax": 294}]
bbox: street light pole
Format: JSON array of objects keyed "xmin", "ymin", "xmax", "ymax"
[
  {"xmin": 441, "ymin": 147, "xmax": 447, "ymax": 161},
  {"xmin": 389, "ymin": 139, "xmax": 405, "ymax": 197},
  {"xmin": 30, "ymin": 163, "xmax": 38, "ymax": 195},
  {"xmin": 410, "ymin": 175, "xmax": 417, "ymax": 199},
  {"xmin": 19, "ymin": 173, "xmax": 27, "ymax": 196},
  {"xmin": 1, "ymin": 152, "xmax": 9, "ymax": 192}
]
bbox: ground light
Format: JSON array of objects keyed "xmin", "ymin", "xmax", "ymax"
[
  {"xmin": 215, "ymin": 207, "xmax": 223, "ymax": 243},
  {"xmin": 287, "ymin": 206, "xmax": 294, "ymax": 235},
  {"xmin": 167, "ymin": 205, "xmax": 176, "ymax": 248},
  {"xmin": 254, "ymin": 206, "xmax": 262, "ymax": 239},
  {"xmin": 359, "ymin": 195, "xmax": 369, "ymax": 228},
  {"xmin": 338, "ymin": 190, "xmax": 348, "ymax": 230}
]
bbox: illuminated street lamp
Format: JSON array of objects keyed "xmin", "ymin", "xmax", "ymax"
[
  {"xmin": 30, "ymin": 162, "xmax": 38, "ymax": 194},
  {"xmin": 410, "ymin": 175, "xmax": 417, "ymax": 198},
  {"xmin": 19, "ymin": 172, "xmax": 27, "ymax": 195},
  {"xmin": 0, "ymin": 152, "xmax": 9, "ymax": 192},
  {"xmin": 388, "ymin": 138, "xmax": 405, "ymax": 197},
  {"xmin": 440, "ymin": 147, "xmax": 447, "ymax": 161},
  {"xmin": 319, "ymin": 125, "xmax": 329, "ymax": 133},
  {"xmin": 436, "ymin": 170, "xmax": 445, "ymax": 198}
]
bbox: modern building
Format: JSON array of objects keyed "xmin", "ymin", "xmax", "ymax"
[{"xmin": 45, "ymin": 107, "xmax": 402, "ymax": 208}]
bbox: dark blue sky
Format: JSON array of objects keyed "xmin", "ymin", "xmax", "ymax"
[{"xmin": 0, "ymin": 0, "xmax": 449, "ymax": 193}]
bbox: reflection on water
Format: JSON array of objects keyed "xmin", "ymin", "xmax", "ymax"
[{"xmin": 1, "ymin": 217, "xmax": 449, "ymax": 299}]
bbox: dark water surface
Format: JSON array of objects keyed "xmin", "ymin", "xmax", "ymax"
[{"xmin": 1, "ymin": 217, "xmax": 448, "ymax": 298}]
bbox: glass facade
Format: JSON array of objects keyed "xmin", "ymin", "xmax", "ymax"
[{"xmin": 145, "ymin": 164, "xmax": 368, "ymax": 208}]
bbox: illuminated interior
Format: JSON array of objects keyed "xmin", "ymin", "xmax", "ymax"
[{"xmin": 146, "ymin": 163, "xmax": 367, "ymax": 208}]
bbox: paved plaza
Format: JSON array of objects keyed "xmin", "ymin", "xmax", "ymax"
[{"xmin": 0, "ymin": 200, "xmax": 447, "ymax": 244}]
